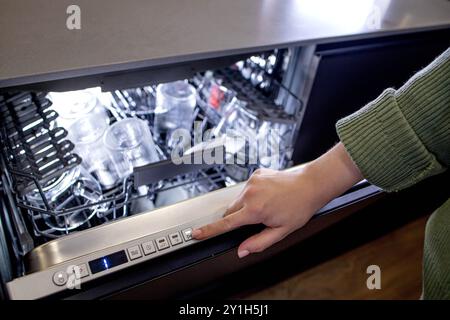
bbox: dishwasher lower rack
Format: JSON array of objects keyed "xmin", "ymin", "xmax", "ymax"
[{"xmin": 29, "ymin": 165, "xmax": 235, "ymax": 234}]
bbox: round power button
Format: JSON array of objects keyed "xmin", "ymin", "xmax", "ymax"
[{"xmin": 52, "ymin": 271, "xmax": 68, "ymax": 286}]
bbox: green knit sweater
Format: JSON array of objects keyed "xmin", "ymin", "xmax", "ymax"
[{"xmin": 336, "ymin": 47, "xmax": 450, "ymax": 299}]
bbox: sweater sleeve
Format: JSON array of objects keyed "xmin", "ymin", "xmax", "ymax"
[{"xmin": 336, "ymin": 48, "xmax": 450, "ymax": 192}]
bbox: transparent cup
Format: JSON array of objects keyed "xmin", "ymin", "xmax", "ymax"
[
  {"xmin": 26, "ymin": 166, "xmax": 107, "ymax": 231},
  {"xmin": 154, "ymin": 81, "xmax": 197, "ymax": 148},
  {"xmin": 211, "ymin": 100, "xmax": 260, "ymax": 181},
  {"xmin": 47, "ymin": 88, "xmax": 109, "ymax": 130},
  {"xmin": 104, "ymin": 118, "xmax": 159, "ymax": 168},
  {"xmin": 196, "ymin": 74, "xmax": 237, "ymax": 127},
  {"xmin": 69, "ymin": 114, "xmax": 132, "ymax": 189},
  {"xmin": 197, "ymin": 73, "xmax": 236, "ymax": 114}
]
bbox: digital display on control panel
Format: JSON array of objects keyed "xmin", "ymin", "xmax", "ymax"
[{"xmin": 89, "ymin": 250, "xmax": 128, "ymax": 274}]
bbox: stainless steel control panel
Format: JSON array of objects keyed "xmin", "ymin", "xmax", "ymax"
[{"xmin": 50, "ymin": 226, "xmax": 195, "ymax": 288}]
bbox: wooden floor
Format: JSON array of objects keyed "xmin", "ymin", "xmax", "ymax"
[{"xmin": 243, "ymin": 215, "xmax": 428, "ymax": 300}]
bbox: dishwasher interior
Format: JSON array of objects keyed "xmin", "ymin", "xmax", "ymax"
[{"xmin": 0, "ymin": 49, "xmax": 303, "ymax": 283}]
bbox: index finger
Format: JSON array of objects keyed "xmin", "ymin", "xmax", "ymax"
[{"xmin": 192, "ymin": 208, "xmax": 251, "ymax": 240}]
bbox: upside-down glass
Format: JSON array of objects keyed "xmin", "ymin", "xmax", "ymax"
[
  {"xmin": 69, "ymin": 114, "xmax": 133, "ymax": 189},
  {"xmin": 26, "ymin": 166, "xmax": 107, "ymax": 231},
  {"xmin": 197, "ymin": 73, "xmax": 236, "ymax": 112},
  {"xmin": 211, "ymin": 100, "xmax": 260, "ymax": 181},
  {"xmin": 104, "ymin": 118, "xmax": 159, "ymax": 169},
  {"xmin": 213, "ymin": 100, "xmax": 259, "ymax": 159},
  {"xmin": 154, "ymin": 81, "xmax": 197, "ymax": 148},
  {"xmin": 47, "ymin": 88, "xmax": 109, "ymax": 130},
  {"xmin": 196, "ymin": 73, "xmax": 237, "ymax": 126}
]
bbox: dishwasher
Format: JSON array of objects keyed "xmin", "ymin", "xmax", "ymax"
[{"xmin": 1, "ymin": 26, "xmax": 450, "ymax": 299}]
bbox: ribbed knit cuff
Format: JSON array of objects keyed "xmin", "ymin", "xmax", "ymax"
[{"xmin": 336, "ymin": 89, "xmax": 444, "ymax": 192}]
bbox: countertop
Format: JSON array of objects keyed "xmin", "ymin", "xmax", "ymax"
[{"xmin": 1, "ymin": 0, "xmax": 450, "ymax": 88}]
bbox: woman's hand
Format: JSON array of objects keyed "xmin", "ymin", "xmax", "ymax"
[
  {"xmin": 192, "ymin": 143, "xmax": 363, "ymax": 258},
  {"xmin": 193, "ymin": 167, "xmax": 321, "ymax": 258}
]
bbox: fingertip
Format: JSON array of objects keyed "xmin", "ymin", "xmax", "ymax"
[
  {"xmin": 238, "ymin": 249, "xmax": 250, "ymax": 258},
  {"xmin": 192, "ymin": 228, "xmax": 202, "ymax": 239}
]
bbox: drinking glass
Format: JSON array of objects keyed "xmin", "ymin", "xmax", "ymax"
[
  {"xmin": 197, "ymin": 74, "xmax": 236, "ymax": 113},
  {"xmin": 154, "ymin": 81, "xmax": 197, "ymax": 148},
  {"xmin": 69, "ymin": 114, "xmax": 132, "ymax": 189},
  {"xmin": 47, "ymin": 88, "xmax": 109, "ymax": 130},
  {"xmin": 104, "ymin": 118, "xmax": 159, "ymax": 168},
  {"xmin": 26, "ymin": 166, "xmax": 107, "ymax": 231}
]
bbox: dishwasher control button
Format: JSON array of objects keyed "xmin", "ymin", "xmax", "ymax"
[
  {"xmin": 182, "ymin": 228, "xmax": 193, "ymax": 241},
  {"xmin": 156, "ymin": 237, "xmax": 170, "ymax": 250},
  {"xmin": 142, "ymin": 241, "xmax": 156, "ymax": 255},
  {"xmin": 169, "ymin": 232, "xmax": 183, "ymax": 246},
  {"xmin": 53, "ymin": 271, "xmax": 68, "ymax": 286},
  {"xmin": 127, "ymin": 245, "xmax": 142, "ymax": 260},
  {"xmin": 77, "ymin": 264, "xmax": 89, "ymax": 278}
]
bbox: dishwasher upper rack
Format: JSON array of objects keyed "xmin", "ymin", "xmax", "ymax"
[
  {"xmin": 194, "ymin": 49, "xmax": 302, "ymax": 127},
  {"xmin": 192, "ymin": 52, "xmax": 303, "ymax": 169}
]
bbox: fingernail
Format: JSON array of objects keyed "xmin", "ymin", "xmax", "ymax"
[
  {"xmin": 238, "ymin": 250, "xmax": 250, "ymax": 258},
  {"xmin": 192, "ymin": 229, "xmax": 202, "ymax": 238}
]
